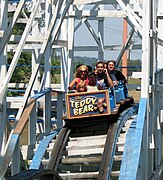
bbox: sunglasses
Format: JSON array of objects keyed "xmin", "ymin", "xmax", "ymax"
[{"xmin": 80, "ymin": 70, "xmax": 87, "ymax": 73}]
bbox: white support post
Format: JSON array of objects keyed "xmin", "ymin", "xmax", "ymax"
[
  {"xmin": 0, "ymin": 0, "xmax": 25, "ymax": 55},
  {"xmin": 28, "ymin": 101, "xmax": 37, "ymax": 159},
  {"xmin": 56, "ymin": 91, "xmax": 64, "ymax": 129},
  {"xmin": 58, "ymin": 2, "xmax": 68, "ymax": 129},
  {"xmin": 98, "ymin": 5, "xmax": 104, "ymax": 61},
  {"xmin": 30, "ymin": 49, "xmax": 40, "ymax": 147},
  {"xmin": 61, "ymin": 46, "xmax": 68, "ymax": 90},
  {"xmin": 141, "ymin": 0, "xmax": 151, "ymax": 178},
  {"xmin": 61, "ymin": 19, "xmax": 68, "ymax": 91},
  {"xmin": 0, "ymin": 0, "xmax": 41, "ymax": 105},
  {"xmin": 32, "ymin": 49, "xmax": 41, "ymax": 94},
  {"xmin": 30, "ymin": 22, "xmax": 40, "ymax": 145},
  {"xmin": 0, "ymin": 0, "xmax": 8, "ymax": 156},
  {"xmin": 141, "ymin": 1, "xmax": 151, "ymax": 98},
  {"xmin": 154, "ymin": 0, "xmax": 163, "ymax": 170},
  {"xmin": 44, "ymin": 92, "xmax": 51, "ymax": 133},
  {"xmin": 157, "ymin": 0, "xmax": 163, "ymax": 68},
  {"xmin": 11, "ymin": 138, "xmax": 20, "ymax": 175},
  {"xmin": 44, "ymin": 0, "xmax": 52, "ymax": 89},
  {"xmin": 157, "ymin": 0, "xmax": 163, "ymax": 124},
  {"xmin": 151, "ymin": 0, "xmax": 159, "ymax": 175},
  {"xmin": 44, "ymin": 0, "xmax": 52, "ymax": 134},
  {"xmin": 141, "ymin": 0, "xmax": 158, "ymax": 178},
  {"xmin": 28, "ymin": 4, "xmax": 43, "ymax": 153},
  {"xmin": 67, "ymin": 4, "xmax": 75, "ymax": 88}
]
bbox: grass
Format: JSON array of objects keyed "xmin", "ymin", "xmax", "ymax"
[
  {"xmin": 128, "ymin": 77, "xmax": 141, "ymax": 103},
  {"xmin": 128, "ymin": 90, "xmax": 140, "ymax": 103},
  {"xmin": 128, "ymin": 77, "xmax": 141, "ymax": 84}
]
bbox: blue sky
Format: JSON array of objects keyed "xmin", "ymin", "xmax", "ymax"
[{"xmin": 74, "ymin": 17, "xmax": 142, "ymax": 61}]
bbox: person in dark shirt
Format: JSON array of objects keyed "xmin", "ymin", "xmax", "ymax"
[
  {"xmin": 95, "ymin": 61, "xmax": 113, "ymax": 89},
  {"xmin": 107, "ymin": 60, "xmax": 128, "ymax": 97},
  {"xmin": 107, "ymin": 60, "xmax": 127, "ymax": 83}
]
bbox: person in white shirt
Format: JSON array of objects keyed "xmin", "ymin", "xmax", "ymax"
[{"xmin": 87, "ymin": 72, "xmax": 99, "ymax": 92}]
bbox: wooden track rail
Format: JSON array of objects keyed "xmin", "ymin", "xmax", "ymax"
[
  {"xmin": 98, "ymin": 106, "xmax": 138, "ymax": 179},
  {"xmin": 98, "ymin": 122, "xmax": 118, "ymax": 179},
  {"xmin": 47, "ymin": 127, "xmax": 71, "ymax": 171},
  {"xmin": 40, "ymin": 106, "xmax": 137, "ymax": 179},
  {"xmin": 8, "ymin": 169, "xmax": 62, "ymax": 180},
  {"xmin": 8, "ymin": 99, "xmax": 137, "ymax": 179}
]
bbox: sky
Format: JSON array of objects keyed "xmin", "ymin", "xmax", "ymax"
[
  {"xmin": 9, "ymin": 1, "xmax": 142, "ymax": 61},
  {"xmin": 73, "ymin": 12, "xmax": 142, "ymax": 61}
]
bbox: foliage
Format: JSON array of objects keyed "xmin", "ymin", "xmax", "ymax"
[
  {"xmin": 8, "ymin": 52, "xmax": 61, "ymax": 84},
  {"xmin": 74, "ymin": 57, "xmax": 141, "ymax": 76},
  {"xmin": 74, "ymin": 56, "xmax": 97, "ymax": 67},
  {"xmin": 41, "ymin": 54, "xmax": 61, "ymax": 84},
  {"xmin": 8, "ymin": 52, "xmax": 31, "ymax": 83},
  {"xmin": 8, "ymin": 12, "xmax": 26, "ymax": 35},
  {"xmin": 127, "ymin": 59, "xmax": 141, "ymax": 76}
]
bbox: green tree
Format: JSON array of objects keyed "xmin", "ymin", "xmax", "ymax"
[
  {"xmin": 8, "ymin": 52, "xmax": 32, "ymax": 83},
  {"xmin": 128, "ymin": 59, "xmax": 141, "ymax": 76}
]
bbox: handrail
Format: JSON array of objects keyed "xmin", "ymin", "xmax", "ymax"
[
  {"xmin": 29, "ymin": 129, "xmax": 60, "ymax": 170},
  {"xmin": 119, "ymin": 98, "xmax": 147, "ymax": 179}
]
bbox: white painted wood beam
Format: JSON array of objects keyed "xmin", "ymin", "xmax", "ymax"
[
  {"xmin": 0, "ymin": 0, "xmax": 41, "ymax": 104},
  {"xmin": 129, "ymin": 0, "xmax": 143, "ymax": 17},
  {"xmin": 116, "ymin": 0, "xmax": 142, "ymax": 35},
  {"xmin": 0, "ymin": 30, "xmax": 4, "ymax": 37},
  {"xmin": 73, "ymin": 0, "xmax": 119, "ymax": 5},
  {"xmin": 0, "ymin": 0, "xmax": 25, "ymax": 55},
  {"xmin": 15, "ymin": 0, "xmax": 65, "ymax": 122},
  {"xmin": 8, "ymin": 4, "xmax": 17, "ymax": 12},
  {"xmin": 85, "ymin": 20, "xmax": 101, "ymax": 45},
  {"xmin": 0, "ymin": 0, "xmax": 8, "ymax": 158},
  {"xmin": 69, "ymin": 10, "xmax": 126, "ymax": 18},
  {"xmin": 9, "ymin": 35, "xmax": 44, "ymax": 42},
  {"xmin": 67, "ymin": 5, "xmax": 75, "ymax": 89},
  {"xmin": 16, "ymin": 18, "xmax": 29, "ymax": 24},
  {"xmin": 16, "ymin": 0, "xmax": 72, "ymax": 122},
  {"xmin": 9, "ymin": 36, "xmax": 68, "ymax": 46},
  {"xmin": 158, "ymin": 3, "xmax": 163, "ymax": 67},
  {"xmin": 7, "ymin": 43, "xmax": 141, "ymax": 51},
  {"xmin": 74, "ymin": 18, "xmax": 87, "ymax": 32},
  {"xmin": 50, "ymin": 0, "xmax": 74, "ymax": 42},
  {"xmin": 7, "ymin": 43, "xmax": 68, "ymax": 51},
  {"xmin": 157, "ymin": 9, "xmax": 163, "ymax": 19},
  {"xmin": 98, "ymin": 5, "xmax": 104, "ymax": 60}
]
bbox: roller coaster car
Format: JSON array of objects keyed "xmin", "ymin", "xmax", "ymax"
[
  {"xmin": 66, "ymin": 90, "xmax": 111, "ymax": 119},
  {"xmin": 65, "ymin": 84, "xmax": 134, "ymax": 121}
]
